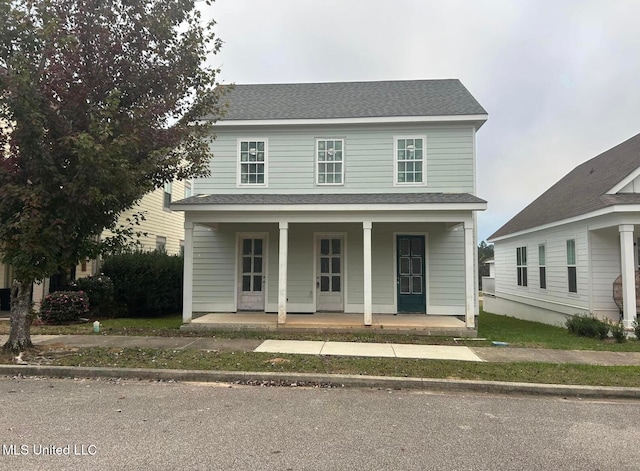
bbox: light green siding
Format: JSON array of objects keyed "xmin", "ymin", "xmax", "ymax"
[{"xmin": 196, "ymin": 124, "xmax": 475, "ymax": 195}]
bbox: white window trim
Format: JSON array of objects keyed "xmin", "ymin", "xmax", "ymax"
[
  {"xmin": 163, "ymin": 182, "xmax": 172, "ymax": 211},
  {"xmin": 516, "ymin": 245, "xmax": 527, "ymax": 287},
  {"xmin": 538, "ymin": 243, "xmax": 547, "ymax": 290},
  {"xmin": 393, "ymin": 135, "xmax": 427, "ymax": 186},
  {"xmin": 236, "ymin": 138, "xmax": 269, "ymax": 187},
  {"xmin": 315, "ymin": 138, "xmax": 345, "ymax": 186},
  {"xmin": 567, "ymin": 238, "xmax": 577, "ymax": 293}
]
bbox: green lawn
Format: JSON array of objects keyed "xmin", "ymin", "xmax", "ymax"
[{"xmin": 2, "ymin": 310, "xmax": 639, "ymax": 352}]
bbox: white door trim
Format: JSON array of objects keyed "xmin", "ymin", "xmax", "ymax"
[
  {"xmin": 236, "ymin": 232, "xmax": 269, "ymax": 311},
  {"xmin": 313, "ymin": 232, "xmax": 347, "ymax": 312},
  {"xmin": 392, "ymin": 232, "xmax": 429, "ymax": 314}
]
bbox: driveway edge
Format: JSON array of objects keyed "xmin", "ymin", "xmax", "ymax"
[{"xmin": 1, "ymin": 364, "xmax": 639, "ymax": 399}]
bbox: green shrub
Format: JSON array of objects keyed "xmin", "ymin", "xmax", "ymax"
[
  {"xmin": 101, "ymin": 250, "xmax": 183, "ymax": 317},
  {"xmin": 40, "ymin": 290, "xmax": 90, "ymax": 324},
  {"xmin": 565, "ymin": 314, "xmax": 609, "ymax": 340},
  {"xmin": 634, "ymin": 320, "xmax": 640, "ymax": 341},
  {"xmin": 609, "ymin": 321, "xmax": 626, "ymax": 343},
  {"xmin": 72, "ymin": 275, "xmax": 115, "ymax": 317}
]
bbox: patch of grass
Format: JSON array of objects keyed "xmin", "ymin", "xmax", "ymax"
[{"xmin": 11, "ymin": 346, "xmax": 640, "ymax": 388}]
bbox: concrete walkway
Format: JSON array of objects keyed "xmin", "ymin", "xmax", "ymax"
[{"xmin": 2, "ymin": 334, "xmax": 640, "ymax": 366}]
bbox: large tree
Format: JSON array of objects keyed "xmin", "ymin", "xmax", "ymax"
[{"xmin": 0, "ymin": 0, "xmax": 225, "ymax": 352}]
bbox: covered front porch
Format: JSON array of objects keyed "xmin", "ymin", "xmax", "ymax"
[{"xmin": 181, "ymin": 312, "xmax": 475, "ymax": 337}]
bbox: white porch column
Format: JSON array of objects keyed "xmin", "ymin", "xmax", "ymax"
[
  {"xmin": 278, "ymin": 222, "xmax": 289, "ymax": 324},
  {"xmin": 464, "ymin": 220, "xmax": 475, "ymax": 329},
  {"xmin": 619, "ymin": 224, "xmax": 636, "ymax": 329},
  {"xmin": 182, "ymin": 221, "xmax": 194, "ymax": 324},
  {"xmin": 363, "ymin": 221, "xmax": 373, "ymax": 326}
]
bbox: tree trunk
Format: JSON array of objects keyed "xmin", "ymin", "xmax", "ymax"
[{"xmin": 3, "ymin": 280, "xmax": 35, "ymax": 353}]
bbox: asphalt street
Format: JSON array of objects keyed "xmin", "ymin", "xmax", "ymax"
[{"xmin": 1, "ymin": 376, "xmax": 639, "ymax": 470}]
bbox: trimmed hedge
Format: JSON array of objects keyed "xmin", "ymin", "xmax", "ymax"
[
  {"xmin": 40, "ymin": 290, "xmax": 90, "ymax": 324},
  {"xmin": 101, "ymin": 251, "xmax": 183, "ymax": 317},
  {"xmin": 72, "ymin": 275, "xmax": 115, "ymax": 317}
]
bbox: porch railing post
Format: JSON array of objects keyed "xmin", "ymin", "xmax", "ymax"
[
  {"xmin": 363, "ymin": 221, "xmax": 373, "ymax": 326},
  {"xmin": 619, "ymin": 224, "xmax": 636, "ymax": 329},
  {"xmin": 278, "ymin": 222, "xmax": 289, "ymax": 324}
]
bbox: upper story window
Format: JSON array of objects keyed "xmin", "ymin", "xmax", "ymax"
[
  {"xmin": 238, "ymin": 139, "xmax": 267, "ymax": 186},
  {"xmin": 567, "ymin": 239, "xmax": 577, "ymax": 293},
  {"xmin": 538, "ymin": 243, "xmax": 546, "ymax": 289},
  {"xmin": 395, "ymin": 136, "xmax": 426, "ymax": 185},
  {"xmin": 516, "ymin": 246, "xmax": 527, "ymax": 287},
  {"xmin": 184, "ymin": 181, "xmax": 192, "ymax": 198},
  {"xmin": 163, "ymin": 182, "xmax": 172, "ymax": 209},
  {"xmin": 317, "ymin": 139, "xmax": 344, "ymax": 185}
]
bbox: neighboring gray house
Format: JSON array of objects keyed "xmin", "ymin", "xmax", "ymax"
[
  {"xmin": 485, "ymin": 132, "xmax": 640, "ymax": 329},
  {"xmin": 173, "ymin": 79, "xmax": 488, "ymax": 328}
]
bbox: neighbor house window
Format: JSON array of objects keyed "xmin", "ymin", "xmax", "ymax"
[
  {"xmin": 516, "ymin": 246, "xmax": 527, "ymax": 287},
  {"xmin": 395, "ymin": 136, "xmax": 425, "ymax": 184},
  {"xmin": 538, "ymin": 244, "xmax": 546, "ymax": 289},
  {"xmin": 184, "ymin": 181, "xmax": 192, "ymax": 198},
  {"xmin": 238, "ymin": 139, "xmax": 267, "ymax": 185},
  {"xmin": 317, "ymin": 139, "xmax": 344, "ymax": 185},
  {"xmin": 163, "ymin": 182, "xmax": 172, "ymax": 209},
  {"xmin": 156, "ymin": 236, "xmax": 166, "ymax": 252},
  {"xmin": 567, "ymin": 239, "xmax": 577, "ymax": 293}
]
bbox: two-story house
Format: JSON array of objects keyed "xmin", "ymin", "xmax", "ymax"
[{"xmin": 173, "ymin": 79, "xmax": 488, "ymax": 330}]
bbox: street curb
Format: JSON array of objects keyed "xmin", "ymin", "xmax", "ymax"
[{"xmin": 1, "ymin": 364, "xmax": 639, "ymax": 399}]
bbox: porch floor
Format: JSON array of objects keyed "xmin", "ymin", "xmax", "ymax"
[{"xmin": 182, "ymin": 312, "xmax": 477, "ymax": 337}]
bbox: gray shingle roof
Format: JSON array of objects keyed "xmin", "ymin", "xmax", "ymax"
[
  {"xmin": 489, "ymin": 132, "xmax": 640, "ymax": 240},
  {"xmin": 212, "ymin": 79, "xmax": 487, "ymax": 121},
  {"xmin": 173, "ymin": 193, "xmax": 486, "ymax": 207}
]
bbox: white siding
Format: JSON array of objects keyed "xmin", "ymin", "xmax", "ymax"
[
  {"xmin": 196, "ymin": 125, "xmax": 475, "ymax": 195},
  {"xmin": 589, "ymin": 227, "xmax": 621, "ymax": 315}
]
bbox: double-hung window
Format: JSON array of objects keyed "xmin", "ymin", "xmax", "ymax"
[
  {"xmin": 516, "ymin": 246, "xmax": 527, "ymax": 287},
  {"xmin": 538, "ymin": 244, "xmax": 546, "ymax": 289},
  {"xmin": 238, "ymin": 139, "xmax": 267, "ymax": 186},
  {"xmin": 395, "ymin": 136, "xmax": 426, "ymax": 185},
  {"xmin": 317, "ymin": 139, "xmax": 344, "ymax": 185},
  {"xmin": 163, "ymin": 182, "xmax": 172, "ymax": 209},
  {"xmin": 567, "ymin": 239, "xmax": 577, "ymax": 293}
]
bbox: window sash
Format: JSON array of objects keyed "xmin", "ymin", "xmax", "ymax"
[
  {"xmin": 516, "ymin": 247, "xmax": 527, "ymax": 287},
  {"xmin": 396, "ymin": 137, "xmax": 425, "ymax": 184},
  {"xmin": 566, "ymin": 239, "xmax": 576, "ymax": 265},
  {"xmin": 317, "ymin": 139, "xmax": 344, "ymax": 185},
  {"xmin": 239, "ymin": 140, "xmax": 267, "ymax": 185}
]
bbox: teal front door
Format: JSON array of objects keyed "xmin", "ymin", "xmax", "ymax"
[{"xmin": 397, "ymin": 235, "xmax": 426, "ymax": 313}]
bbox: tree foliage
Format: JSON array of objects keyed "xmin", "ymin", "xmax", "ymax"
[{"xmin": 0, "ymin": 0, "xmax": 225, "ymax": 350}]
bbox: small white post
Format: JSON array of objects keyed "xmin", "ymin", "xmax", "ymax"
[
  {"xmin": 363, "ymin": 221, "xmax": 373, "ymax": 326},
  {"xmin": 278, "ymin": 222, "xmax": 289, "ymax": 324},
  {"xmin": 619, "ymin": 224, "xmax": 636, "ymax": 329},
  {"xmin": 464, "ymin": 221, "xmax": 475, "ymax": 329},
  {"xmin": 182, "ymin": 221, "xmax": 194, "ymax": 324}
]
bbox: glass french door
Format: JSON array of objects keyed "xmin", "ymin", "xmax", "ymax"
[
  {"xmin": 237, "ymin": 237, "xmax": 265, "ymax": 311},
  {"xmin": 396, "ymin": 235, "xmax": 426, "ymax": 313}
]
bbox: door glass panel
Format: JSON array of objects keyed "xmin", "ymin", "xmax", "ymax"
[
  {"xmin": 254, "ymin": 239, "xmax": 262, "ymax": 255},
  {"xmin": 331, "ymin": 257, "xmax": 340, "ymax": 274},
  {"xmin": 411, "ymin": 257, "xmax": 422, "ymax": 275},
  {"xmin": 331, "ymin": 239, "xmax": 341, "ymax": 255},
  {"xmin": 400, "ymin": 238, "xmax": 410, "ymax": 256},
  {"xmin": 400, "ymin": 276, "xmax": 410, "ymax": 294},
  {"xmin": 242, "ymin": 257, "xmax": 252, "ymax": 273},
  {"xmin": 253, "ymin": 275, "xmax": 262, "ymax": 292},
  {"xmin": 243, "ymin": 239, "xmax": 252, "ymax": 255},
  {"xmin": 320, "ymin": 276, "xmax": 330, "ymax": 292},
  {"xmin": 332, "ymin": 276, "xmax": 341, "ymax": 292},
  {"xmin": 411, "ymin": 238, "xmax": 422, "ymax": 256},
  {"xmin": 412, "ymin": 276, "xmax": 423, "ymax": 294},
  {"xmin": 242, "ymin": 276, "xmax": 251, "ymax": 291},
  {"xmin": 320, "ymin": 258, "xmax": 330, "ymax": 273},
  {"xmin": 253, "ymin": 257, "xmax": 262, "ymax": 273},
  {"xmin": 320, "ymin": 239, "xmax": 330, "ymax": 255},
  {"xmin": 400, "ymin": 257, "xmax": 410, "ymax": 275}
]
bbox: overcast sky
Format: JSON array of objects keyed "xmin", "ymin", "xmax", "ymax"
[{"xmin": 201, "ymin": 0, "xmax": 640, "ymax": 242}]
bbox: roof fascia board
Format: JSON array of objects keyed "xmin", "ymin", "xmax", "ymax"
[
  {"xmin": 173, "ymin": 202, "xmax": 487, "ymax": 213},
  {"xmin": 208, "ymin": 114, "xmax": 488, "ymax": 128},
  {"xmin": 607, "ymin": 165, "xmax": 640, "ymax": 194},
  {"xmin": 488, "ymin": 204, "xmax": 640, "ymax": 242}
]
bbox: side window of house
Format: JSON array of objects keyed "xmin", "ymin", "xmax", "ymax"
[
  {"xmin": 567, "ymin": 239, "xmax": 577, "ymax": 293},
  {"xmin": 516, "ymin": 246, "xmax": 527, "ymax": 287},
  {"xmin": 238, "ymin": 139, "xmax": 267, "ymax": 186},
  {"xmin": 538, "ymin": 244, "xmax": 546, "ymax": 289},
  {"xmin": 163, "ymin": 182, "xmax": 172, "ymax": 209},
  {"xmin": 395, "ymin": 136, "xmax": 425, "ymax": 185},
  {"xmin": 184, "ymin": 181, "xmax": 192, "ymax": 198},
  {"xmin": 317, "ymin": 139, "xmax": 344, "ymax": 185},
  {"xmin": 156, "ymin": 236, "xmax": 166, "ymax": 252}
]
